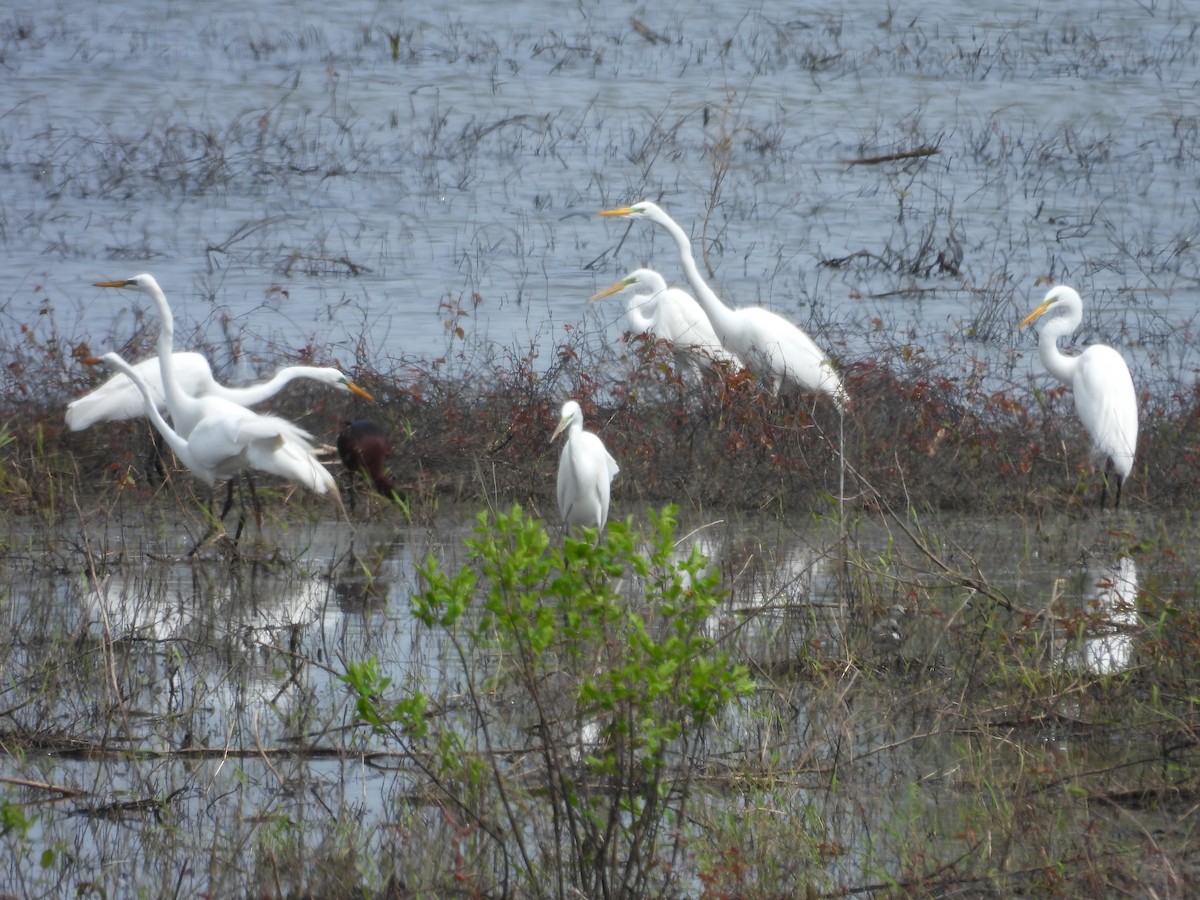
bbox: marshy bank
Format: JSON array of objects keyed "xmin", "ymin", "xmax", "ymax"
[
  {"xmin": 1, "ymin": 322, "xmax": 1200, "ymax": 896},
  {"xmin": 3, "ymin": 0, "xmax": 1200, "ymax": 895}
]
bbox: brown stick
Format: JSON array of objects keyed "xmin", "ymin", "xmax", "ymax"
[
  {"xmin": 0, "ymin": 775, "xmax": 85, "ymax": 797},
  {"xmin": 840, "ymin": 145, "xmax": 939, "ymax": 165}
]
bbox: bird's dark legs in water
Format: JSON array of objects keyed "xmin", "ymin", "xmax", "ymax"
[
  {"xmin": 145, "ymin": 428, "xmax": 169, "ymax": 485},
  {"xmin": 1098, "ymin": 459, "xmax": 1124, "ymax": 510},
  {"xmin": 229, "ymin": 475, "xmax": 263, "ymax": 543},
  {"xmin": 218, "ymin": 478, "xmax": 237, "ymax": 521},
  {"xmin": 217, "ymin": 473, "xmax": 260, "ymax": 524},
  {"xmin": 188, "ymin": 474, "xmax": 261, "ymax": 555}
]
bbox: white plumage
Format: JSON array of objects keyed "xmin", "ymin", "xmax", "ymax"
[
  {"xmin": 590, "ymin": 267, "xmax": 739, "ymax": 379},
  {"xmin": 91, "ymin": 274, "xmax": 336, "ymax": 496},
  {"xmin": 550, "ymin": 400, "xmax": 619, "ymax": 532},
  {"xmin": 67, "ymin": 353, "xmax": 371, "ymax": 432},
  {"xmin": 94, "ymin": 351, "xmax": 336, "ymax": 494},
  {"xmin": 1020, "ymin": 284, "xmax": 1138, "ymax": 507},
  {"xmin": 598, "ymin": 200, "xmax": 846, "ymax": 407}
]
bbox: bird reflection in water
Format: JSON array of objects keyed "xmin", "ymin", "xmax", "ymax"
[{"xmin": 1062, "ymin": 558, "xmax": 1139, "ymax": 676}]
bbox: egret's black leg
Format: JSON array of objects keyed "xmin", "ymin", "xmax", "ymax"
[
  {"xmin": 1098, "ymin": 458, "xmax": 1116, "ymax": 510},
  {"xmin": 218, "ymin": 478, "xmax": 237, "ymax": 521},
  {"xmin": 232, "ymin": 497, "xmax": 247, "ymax": 545},
  {"xmin": 230, "ymin": 473, "xmax": 262, "ymax": 545},
  {"xmin": 145, "ymin": 428, "xmax": 169, "ymax": 485},
  {"xmin": 244, "ymin": 472, "xmax": 262, "ymax": 528}
]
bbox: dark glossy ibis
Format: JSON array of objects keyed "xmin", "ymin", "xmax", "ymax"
[{"xmin": 337, "ymin": 420, "xmax": 398, "ymax": 507}]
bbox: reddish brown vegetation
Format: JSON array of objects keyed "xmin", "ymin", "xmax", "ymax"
[{"xmin": 3, "ymin": 315, "xmax": 1195, "ymax": 519}]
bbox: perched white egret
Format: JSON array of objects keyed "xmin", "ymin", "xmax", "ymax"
[
  {"xmin": 1020, "ymin": 284, "xmax": 1138, "ymax": 508},
  {"xmin": 89, "ymin": 351, "xmax": 337, "ymax": 496},
  {"xmin": 590, "ymin": 267, "xmax": 738, "ymax": 379},
  {"xmin": 598, "ymin": 200, "xmax": 846, "ymax": 407},
  {"xmin": 66, "ymin": 353, "xmax": 373, "ymax": 431},
  {"xmin": 550, "ymin": 400, "xmax": 619, "ymax": 532}
]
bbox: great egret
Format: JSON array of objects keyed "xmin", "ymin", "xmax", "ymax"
[
  {"xmin": 550, "ymin": 400, "xmax": 620, "ymax": 532},
  {"xmin": 88, "ymin": 351, "xmax": 337, "ymax": 496},
  {"xmin": 92, "ymin": 275, "xmax": 309, "ymax": 440},
  {"xmin": 91, "ymin": 275, "xmax": 339, "ymax": 521},
  {"xmin": 66, "ymin": 353, "xmax": 373, "ymax": 431},
  {"xmin": 1020, "ymin": 285, "xmax": 1138, "ymax": 508},
  {"xmin": 589, "ymin": 267, "xmax": 738, "ymax": 379},
  {"xmin": 597, "ymin": 200, "xmax": 846, "ymax": 407},
  {"xmin": 337, "ymin": 419, "xmax": 399, "ymax": 507}
]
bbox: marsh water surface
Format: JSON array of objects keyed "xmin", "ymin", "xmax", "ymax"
[{"xmin": 3, "ymin": 0, "xmax": 1198, "ymax": 386}]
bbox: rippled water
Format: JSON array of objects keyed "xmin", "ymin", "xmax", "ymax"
[{"xmin": 3, "ymin": 0, "xmax": 1198, "ymax": 385}]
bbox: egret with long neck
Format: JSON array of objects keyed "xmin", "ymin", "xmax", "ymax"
[
  {"xmin": 1020, "ymin": 284, "xmax": 1138, "ymax": 508},
  {"xmin": 87, "ymin": 349, "xmax": 338, "ymax": 551},
  {"xmin": 91, "ymin": 275, "xmax": 339, "ymax": 500},
  {"xmin": 598, "ymin": 200, "xmax": 845, "ymax": 407},
  {"xmin": 550, "ymin": 400, "xmax": 620, "ymax": 533},
  {"xmin": 67, "ymin": 354, "xmax": 373, "ymax": 432}
]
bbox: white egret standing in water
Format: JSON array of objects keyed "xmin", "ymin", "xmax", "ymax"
[
  {"xmin": 91, "ymin": 275, "xmax": 339, "ymax": 539},
  {"xmin": 550, "ymin": 400, "xmax": 619, "ymax": 532},
  {"xmin": 1020, "ymin": 284, "xmax": 1138, "ymax": 508}
]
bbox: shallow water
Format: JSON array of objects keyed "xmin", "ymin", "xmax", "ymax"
[
  {"xmin": 2, "ymin": 0, "xmax": 1198, "ymax": 390},
  {"xmin": 1, "ymin": 502, "xmax": 1192, "ymax": 892}
]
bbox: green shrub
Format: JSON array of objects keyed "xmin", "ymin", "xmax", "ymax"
[{"xmin": 343, "ymin": 504, "xmax": 753, "ymax": 896}]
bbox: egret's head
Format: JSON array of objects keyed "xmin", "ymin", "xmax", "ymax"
[
  {"xmin": 551, "ymin": 400, "xmax": 583, "ymax": 442},
  {"xmin": 589, "ymin": 278, "xmax": 634, "ymax": 302},
  {"xmin": 589, "ymin": 268, "xmax": 667, "ymax": 302},
  {"xmin": 81, "ymin": 351, "xmax": 127, "ymax": 373},
  {"xmin": 1020, "ymin": 285, "xmax": 1080, "ymax": 329},
  {"xmin": 94, "ymin": 273, "xmax": 159, "ymax": 293},
  {"xmin": 597, "ymin": 200, "xmax": 658, "ymax": 220},
  {"xmin": 342, "ymin": 378, "xmax": 374, "ymax": 401},
  {"xmin": 316, "ymin": 370, "xmax": 374, "ymax": 401}
]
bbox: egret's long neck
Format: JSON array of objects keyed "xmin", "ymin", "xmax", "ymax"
[
  {"xmin": 1037, "ymin": 318, "xmax": 1079, "ymax": 386},
  {"xmin": 655, "ymin": 214, "xmax": 736, "ymax": 337},
  {"xmin": 150, "ymin": 285, "xmax": 201, "ymax": 429},
  {"xmin": 624, "ymin": 295, "xmax": 656, "ymax": 333},
  {"xmin": 114, "ymin": 359, "xmax": 189, "ymax": 460},
  {"xmin": 213, "ymin": 367, "xmax": 307, "ymax": 405}
]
